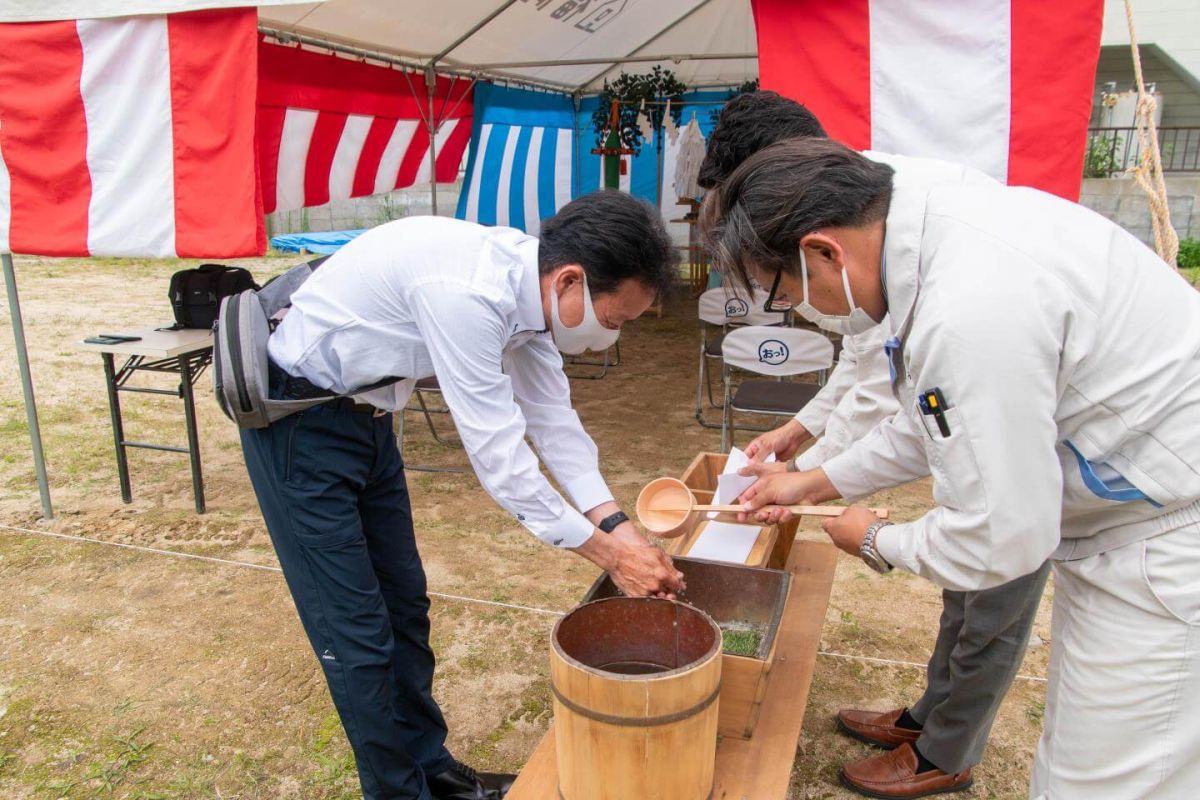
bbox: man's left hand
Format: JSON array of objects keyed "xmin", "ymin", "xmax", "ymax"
[{"xmin": 822, "ymin": 505, "xmax": 880, "ymax": 557}]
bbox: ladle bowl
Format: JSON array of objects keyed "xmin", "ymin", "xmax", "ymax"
[{"xmin": 636, "ymin": 477, "xmax": 704, "ymax": 537}]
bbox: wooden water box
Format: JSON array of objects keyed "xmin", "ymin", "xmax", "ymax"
[{"xmin": 662, "ymin": 451, "xmax": 802, "ymax": 569}]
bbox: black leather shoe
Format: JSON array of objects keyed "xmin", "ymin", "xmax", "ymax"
[
  {"xmin": 427, "ymin": 760, "xmax": 504, "ymax": 800},
  {"xmin": 480, "ymin": 771, "xmax": 516, "ymax": 796}
]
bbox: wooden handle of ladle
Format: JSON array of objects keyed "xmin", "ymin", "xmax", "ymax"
[{"xmin": 688, "ymin": 503, "xmax": 890, "ymax": 519}]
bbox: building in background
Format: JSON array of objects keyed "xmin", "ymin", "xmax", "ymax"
[{"xmin": 1079, "ymin": 0, "xmax": 1200, "ymax": 244}]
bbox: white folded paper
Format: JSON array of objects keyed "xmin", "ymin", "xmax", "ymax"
[
  {"xmin": 708, "ymin": 446, "xmax": 775, "ymax": 519},
  {"xmin": 687, "ymin": 521, "xmax": 762, "ymax": 564}
]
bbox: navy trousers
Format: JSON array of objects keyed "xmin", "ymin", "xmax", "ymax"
[{"xmin": 240, "ymin": 392, "xmax": 452, "ymax": 800}]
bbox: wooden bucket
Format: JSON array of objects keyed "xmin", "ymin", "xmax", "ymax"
[{"xmin": 551, "ymin": 597, "xmax": 722, "ymax": 800}]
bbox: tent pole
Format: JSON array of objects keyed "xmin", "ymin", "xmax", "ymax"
[
  {"xmin": 2, "ymin": 252, "xmax": 53, "ymax": 520},
  {"xmin": 426, "ymin": 66, "xmax": 439, "ymax": 216}
]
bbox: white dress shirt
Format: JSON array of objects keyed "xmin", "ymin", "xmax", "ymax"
[{"xmin": 268, "ymin": 217, "xmax": 614, "ymax": 548}]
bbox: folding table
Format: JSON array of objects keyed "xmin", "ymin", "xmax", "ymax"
[{"xmin": 76, "ymin": 327, "xmax": 213, "ymax": 514}]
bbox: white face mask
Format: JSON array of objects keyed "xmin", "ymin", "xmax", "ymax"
[
  {"xmin": 549, "ymin": 272, "xmax": 621, "ymax": 355},
  {"xmin": 793, "ymin": 248, "xmax": 879, "ymax": 336}
]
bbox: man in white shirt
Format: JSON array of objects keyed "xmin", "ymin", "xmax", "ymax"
[
  {"xmin": 240, "ymin": 190, "xmax": 685, "ymax": 800},
  {"xmin": 706, "ymin": 137, "xmax": 1200, "ymax": 799},
  {"xmin": 696, "ymin": 92, "xmax": 1049, "ymax": 800}
]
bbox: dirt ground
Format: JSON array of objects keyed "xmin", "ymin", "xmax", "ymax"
[{"xmin": 0, "ymin": 255, "xmax": 1051, "ymax": 799}]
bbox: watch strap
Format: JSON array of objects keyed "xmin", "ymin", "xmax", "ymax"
[
  {"xmin": 598, "ymin": 510, "xmax": 630, "ymax": 533},
  {"xmin": 861, "ymin": 520, "xmax": 894, "ymax": 572}
]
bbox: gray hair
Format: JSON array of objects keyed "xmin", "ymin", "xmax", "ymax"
[{"xmin": 700, "ymin": 138, "xmax": 895, "ymax": 294}]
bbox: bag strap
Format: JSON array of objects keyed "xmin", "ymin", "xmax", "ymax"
[
  {"xmin": 260, "ymin": 255, "xmax": 404, "ymax": 400},
  {"xmin": 257, "ymin": 258, "xmax": 327, "ymax": 317}
]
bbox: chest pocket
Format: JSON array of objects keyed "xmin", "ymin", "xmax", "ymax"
[{"xmin": 915, "ymin": 403, "xmax": 988, "ymax": 514}]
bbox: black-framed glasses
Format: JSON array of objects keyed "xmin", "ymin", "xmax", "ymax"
[{"xmin": 762, "ymin": 269, "xmax": 789, "ymax": 313}]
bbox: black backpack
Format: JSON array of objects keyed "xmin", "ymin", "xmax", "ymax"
[{"xmin": 168, "ymin": 264, "xmax": 259, "ymax": 329}]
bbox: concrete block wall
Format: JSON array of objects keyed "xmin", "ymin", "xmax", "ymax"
[
  {"xmin": 268, "ymin": 175, "xmax": 1199, "ymax": 251},
  {"xmin": 1078, "ymin": 175, "xmax": 1200, "ymax": 244},
  {"xmin": 265, "ymin": 181, "xmax": 463, "ymax": 240}
]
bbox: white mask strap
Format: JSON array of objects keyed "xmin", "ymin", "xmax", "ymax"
[{"xmin": 841, "ymin": 265, "xmax": 858, "ymax": 313}]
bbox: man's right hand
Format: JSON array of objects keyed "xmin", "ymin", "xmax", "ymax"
[
  {"xmin": 574, "ymin": 528, "xmax": 685, "ymax": 598},
  {"xmin": 735, "ymin": 464, "xmax": 840, "ymax": 524},
  {"xmin": 744, "ymin": 419, "xmax": 812, "ymax": 463}
]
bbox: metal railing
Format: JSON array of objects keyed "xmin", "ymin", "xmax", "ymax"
[{"xmin": 1085, "ymin": 127, "xmax": 1200, "ymax": 177}]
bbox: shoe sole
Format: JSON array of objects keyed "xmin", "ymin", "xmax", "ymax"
[
  {"xmin": 835, "ymin": 715, "xmax": 918, "ymax": 751},
  {"xmin": 839, "ymin": 771, "xmax": 974, "ymax": 800}
]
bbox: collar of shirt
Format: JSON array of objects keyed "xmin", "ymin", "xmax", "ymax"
[
  {"xmin": 879, "ymin": 182, "xmax": 930, "ymax": 343},
  {"xmin": 513, "ymin": 234, "xmax": 549, "ymax": 338}
]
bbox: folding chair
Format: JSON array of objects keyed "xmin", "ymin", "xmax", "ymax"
[
  {"xmin": 408, "ymin": 376, "xmax": 455, "ymax": 444},
  {"xmin": 563, "ymin": 341, "xmax": 621, "ymax": 380},
  {"xmin": 695, "ymin": 287, "xmax": 788, "ymax": 429},
  {"xmin": 397, "ymin": 376, "xmax": 469, "ymax": 474},
  {"xmin": 720, "ymin": 325, "xmax": 835, "ymax": 452}
]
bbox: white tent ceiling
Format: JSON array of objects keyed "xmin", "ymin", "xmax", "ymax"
[{"xmin": 1, "ymin": 0, "xmax": 760, "ymax": 93}]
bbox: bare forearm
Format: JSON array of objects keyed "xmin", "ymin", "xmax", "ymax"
[{"xmin": 572, "ymin": 527, "xmax": 616, "ymax": 571}]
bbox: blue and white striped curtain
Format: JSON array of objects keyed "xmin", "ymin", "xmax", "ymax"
[{"xmin": 456, "ymin": 83, "xmax": 575, "ymax": 235}]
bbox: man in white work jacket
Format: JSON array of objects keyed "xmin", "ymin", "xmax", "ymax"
[
  {"xmin": 240, "ymin": 190, "xmax": 685, "ymax": 800},
  {"xmin": 703, "ymin": 137, "xmax": 1200, "ymax": 799},
  {"xmin": 697, "ymin": 91, "xmax": 1051, "ymax": 799}
]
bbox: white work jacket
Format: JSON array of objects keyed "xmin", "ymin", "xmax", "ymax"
[
  {"xmin": 822, "ymin": 179, "xmax": 1200, "ymax": 591},
  {"xmin": 794, "ymin": 151, "xmax": 997, "ymax": 469},
  {"xmin": 268, "ymin": 217, "xmax": 613, "ymax": 549},
  {"xmin": 794, "ymin": 323, "xmax": 894, "ymax": 470}
]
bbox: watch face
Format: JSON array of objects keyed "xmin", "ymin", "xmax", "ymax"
[{"xmin": 863, "ymin": 549, "xmax": 890, "ymax": 573}]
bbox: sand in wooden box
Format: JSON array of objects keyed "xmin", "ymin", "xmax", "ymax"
[{"xmin": 582, "ymin": 557, "xmax": 791, "ymax": 740}]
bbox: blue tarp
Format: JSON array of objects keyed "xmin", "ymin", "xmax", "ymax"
[{"xmin": 270, "ymin": 229, "xmax": 367, "ymax": 254}]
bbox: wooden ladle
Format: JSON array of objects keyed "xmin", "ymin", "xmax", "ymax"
[{"xmin": 635, "ymin": 477, "xmax": 889, "ymax": 538}]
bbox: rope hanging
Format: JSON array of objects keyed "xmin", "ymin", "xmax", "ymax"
[{"xmin": 1122, "ymin": 0, "xmax": 1180, "ymax": 268}]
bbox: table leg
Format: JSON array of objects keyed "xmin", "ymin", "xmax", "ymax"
[
  {"xmin": 179, "ymin": 356, "xmax": 206, "ymax": 514},
  {"xmin": 102, "ymin": 353, "xmax": 132, "ymax": 503}
]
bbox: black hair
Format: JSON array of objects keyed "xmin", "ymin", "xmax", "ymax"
[
  {"xmin": 697, "ymin": 90, "xmax": 827, "ymax": 190},
  {"xmin": 538, "ymin": 189, "xmax": 677, "ymax": 298},
  {"xmin": 700, "ymin": 138, "xmax": 894, "ymax": 295}
]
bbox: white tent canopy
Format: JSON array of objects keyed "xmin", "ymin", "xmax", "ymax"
[{"xmin": 2, "ymin": 0, "xmax": 760, "ymax": 92}]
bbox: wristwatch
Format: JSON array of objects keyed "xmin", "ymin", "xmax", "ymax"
[
  {"xmin": 860, "ymin": 520, "xmax": 894, "ymax": 573},
  {"xmin": 598, "ymin": 510, "xmax": 630, "ymax": 533}
]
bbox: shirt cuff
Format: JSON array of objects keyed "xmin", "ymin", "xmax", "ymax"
[
  {"xmin": 874, "ymin": 523, "xmax": 916, "ymax": 575},
  {"xmin": 563, "ymin": 470, "xmax": 615, "ymax": 514},
  {"xmin": 794, "ymin": 405, "xmax": 827, "ymax": 438},
  {"xmin": 540, "ymin": 507, "xmax": 596, "ymax": 549},
  {"xmin": 820, "ymin": 449, "xmax": 876, "ymax": 503},
  {"xmin": 793, "ymin": 441, "xmax": 826, "ymax": 472}
]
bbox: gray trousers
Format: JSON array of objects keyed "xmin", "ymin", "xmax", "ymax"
[{"xmin": 908, "ymin": 561, "xmax": 1051, "ymax": 774}]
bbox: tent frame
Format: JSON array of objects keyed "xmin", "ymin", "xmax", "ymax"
[{"xmin": 3, "ymin": 252, "xmax": 53, "ymax": 519}]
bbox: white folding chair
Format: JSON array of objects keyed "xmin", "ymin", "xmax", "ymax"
[
  {"xmin": 720, "ymin": 326, "xmax": 835, "ymax": 452},
  {"xmin": 695, "ymin": 287, "xmax": 788, "ymax": 429}
]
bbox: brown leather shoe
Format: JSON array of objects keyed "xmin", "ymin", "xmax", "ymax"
[
  {"xmin": 840, "ymin": 743, "xmax": 973, "ymax": 799},
  {"xmin": 836, "ymin": 708, "xmax": 922, "ymax": 749}
]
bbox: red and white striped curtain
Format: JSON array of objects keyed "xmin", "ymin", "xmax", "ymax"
[
  {"xmin": 257, "ymin": 40, "xmax": 474, "ymax": 216},
  {"xmin": 752, "ymin": 0, "xmax": 1104, "ymax": 201},
  {"xmin": 0, "ymin": 8, "xmax": 262, "ymax": 257}
]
